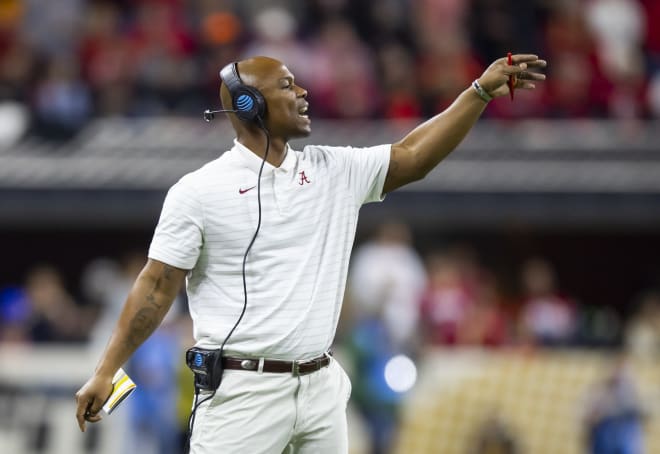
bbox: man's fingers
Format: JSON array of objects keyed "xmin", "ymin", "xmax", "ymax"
[
  {"xmin": 493, "ymin": 55, "xmax": 545, "ymax": 70},
  {"xmin": 511, "ymin": 54, "xmax": 539, "ymax": 64},
  {"xmin": 76, "ymin": 392, "xmax": 107, "ymax": 432},
  {"xmin": 503, "ymin": 65, "xmax": 526, "ymax": 76},
  {"xmin": 76, "ymin": 397, "xmax": 91, "ymax": 432},
  {"xmin": 528, "ymin": 72, "xmax": 546, "ymax": 81},
  {"xmin": 89, "ymin": 395, "xmax": 106, "ymax": 416},
  {"xmin": 75, "ymin": 377, "xmax": 114, "ymax": 432},
  {"xmin": 480, "ymin": 54, "xmax": 546, "ymax": 95},
  {"xmin": 526, "ymin": 59, "xmax": 547, "ymax": 68},
  {"xmin": 86, "ymin": 413, "xmax": 104, "ymax": 423},
  {"xmin": 518, "ymin": 71, "xmax": 546, "ymax": 81},
  {"xmin": 503, "ymin": 57, "xmax": 546, "ymax": 75},
  {"xmin": 516, "ymin": 81, "xmax": 536, "ymax": 90},
  {"xmin": 504, "ymin": 64, "xmax": 547, "ymax": 79}
]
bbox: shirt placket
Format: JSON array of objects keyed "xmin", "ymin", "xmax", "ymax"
[{"xmin": 273, "ymin": 167, "xmax": 291, "ymax": 216}]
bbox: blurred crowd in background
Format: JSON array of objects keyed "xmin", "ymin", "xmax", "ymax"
[
  {"xmin": 0, "ymin": 0, "xmax": 659, "ymax": 141},
  {"xmin": 1, "ymin": 223, "xmax": 659, "ymax": 453},
  {"xmin": 4, "ymin": 223, "xmax": 660, "ymax": 352}
]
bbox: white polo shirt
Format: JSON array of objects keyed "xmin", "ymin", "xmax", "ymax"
[{"xmin": 148, "ymin": 140, "xmax": 390, "ymax": 360}]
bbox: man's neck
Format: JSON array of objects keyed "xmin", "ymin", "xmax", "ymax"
[{"xmin": 237, "ymin": 133, "xmax": 288, "ymax": 168}]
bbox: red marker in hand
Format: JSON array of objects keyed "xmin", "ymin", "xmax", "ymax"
[{"xmin": 507, "ymin": 52, "xmax": 515, "ymax": 101}]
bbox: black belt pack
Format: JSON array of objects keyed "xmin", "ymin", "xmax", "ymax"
[{"xmin": 185, "ymin": 347, "xmax": 224, "ymax": 391}]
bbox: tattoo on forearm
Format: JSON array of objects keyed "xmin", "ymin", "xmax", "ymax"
[
  {"xmin": 123, "ymin": 264, "xmax": 178, "ymax": 351},
  {"xmin": 153, "ymin": 264, "xmax": 174, "ymax": 293},
  {"xmin": 146, "ymin": 292, "xmax": 162, "ymax": 310},
  {"xmin": 125, "ymin": 307, "xmax": 157, "ymax": 350}
]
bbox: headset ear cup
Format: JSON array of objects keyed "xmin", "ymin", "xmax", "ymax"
[{"xmin": 233, "ymin": 87, "xmax": 266, "ymax": 122}]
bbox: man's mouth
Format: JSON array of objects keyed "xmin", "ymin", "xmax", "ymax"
[{"xmin": 298, "ymin": 105, "xmax": 309, "ymax": 119}]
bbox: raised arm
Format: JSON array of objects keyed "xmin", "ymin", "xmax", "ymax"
[
  {"xmin": 383, "ymin": 54, "xmax": 547, "ymax": 194},
  {"xmin": 75, "ymin": 258, "xmax": 187, "ymax": 432}
]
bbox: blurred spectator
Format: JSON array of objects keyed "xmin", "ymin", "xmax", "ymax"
[
  {"xmin": 459, "ymin": 273, "xmax": 510, "ymax": 347},
  {"xmin": 641, "ymin": 0, "xmax": 660, "ymax": 70},
  {"xmin": 582, "ymin": 355, "xmax": 647, "ymax": 454},
  {"xmin": 307, "ymin": 18, "xmax": 380, "ymax": 118},
  {"xmin": 543, "ymin": 2, "xmax": 611, "ymax": 117},
  {"xmin": 344, "ymin": 316, "xmax": 400, "ymax": 454},
  {"xmin": 31, "ymin": 55, "xmax": 92, "ymax": 141},
  {"xmin": 420, "ymin": 244, "xmax": 511, "ymax": 348},
  {"xmin": 126, "ymin": 0, "xmax": 199, "ymax": 115},
  {"xmin": 576, "ymin": 304, "xmax": 622, "ymax": 348},
  {"xmin": 22, "ymin": 0, "xmax": 82, "ymax": 57},
  {"xmin": 363, "ymin": 0, "xmax": 413, "ymax": 49},
  {"xmin": 420, "ymin": 251, "xmax": 476, "ymax": 346},
  {"xmin": 198, "ymin": 1, "xmax": 242, "ymax": 49},
  {"xmin": 0, "ymin": 285, "xmax": 31, "ymax": 343},
  {"xmin": 126, "ymin": 320, "xmax": 183, "ymax": 454},
  {"xmin": 194, "ymin": 0, "xmax": 243, "ymax": 101},
  {"xmin": 81, "ymin": 256, "xmax": 128, "ymax": 352},
  {"xmin": 377, "ymin": 42, "xmax": 422, "ymax": 119},
  {"xmin": 348, "ymin": 222, "xmax": 427, "ymax": 350},
  {"xmin": 416, "ymin": 35, "xmax": 484, "ymax": 115},
  {"xmin": 0, "ymin": 0, "xmax": 22, "ymax": 36},
  {"xmin": 518, "ymin": 257, "xmax": 578, "ymax": 347},
  {"xmin": 240, "ymin": 7, "xmax": 312, "ymax": 87},
  {"xmin": 23, "ymin": 265, "xmax": 90, "ymax": 343},
  {"xmin": 347, "ymin": 222, "xmax": 426, "ymax": 454},
  {"xmin": 586, "ymin": 0, "xmax": 646, "ymax": 76},
  {"xmin": 78, "ymin": 1, "xmax": 134, "ymax": 116},
  {"xmin": 467, "ymin": 0, "xmax": 541, "ymax": 65},
  {"xmin": 304, "ymin": 0, "xmax": 361, "ymax": 35},
  {"xmin": 586, "ymin": 0, "xmax": 648, "ymax": 118},
  {"xmin": 625, "ymin": 291, "xmax": 660, "ymax": 360},
  {"xmin": 0, "ymin": 31, "xmax": 37, "ymax": 103},
  {"xmin": 413, "ymin": 0, "xmax": 483, "ymax": 115}
]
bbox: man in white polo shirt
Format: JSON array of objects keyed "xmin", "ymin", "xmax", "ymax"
[{"xmin": 75, "ymin": 55, "xmax": 546, "ymax": 452}]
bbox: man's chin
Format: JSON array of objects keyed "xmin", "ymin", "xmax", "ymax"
[{"xmin": 292, "ymin": 126, "xmax": 312, "ymax": 138}]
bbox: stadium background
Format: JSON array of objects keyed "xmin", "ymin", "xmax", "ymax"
[{"xmin": 1, "ymin": 0, "xmax": 660, "ymax": 453}]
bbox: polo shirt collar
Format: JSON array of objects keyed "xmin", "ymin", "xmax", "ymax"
[{"xmin": 233, "ymin": 139, "xmax": 297, "ymax": 174}]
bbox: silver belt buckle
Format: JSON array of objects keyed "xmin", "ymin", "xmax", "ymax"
[{"xmin": 241, "ymin": 359, "xmax": 256, "ymax": 370}]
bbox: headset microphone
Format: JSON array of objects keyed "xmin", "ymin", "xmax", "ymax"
[{"xmin": 203, "ymin": 108, "xmax": 238, "ymax": 122}]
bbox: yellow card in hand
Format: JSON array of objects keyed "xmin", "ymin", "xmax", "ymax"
[{"xmin": 102, "ymin": 368, "xmax": 137, "ymax": 415}]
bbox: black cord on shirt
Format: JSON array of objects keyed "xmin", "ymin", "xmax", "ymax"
[
  {"xmin": 184, "ymin": 120, "xmax": 270, "ymax": 453},
  {"xmin": 220, "ymin": 118, "xmax": 270, "ymax": 362}
]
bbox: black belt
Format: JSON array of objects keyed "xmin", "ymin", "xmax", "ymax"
[{"xmin": 222, "ymin": 352, "xmax": 331, "ymax": 376}]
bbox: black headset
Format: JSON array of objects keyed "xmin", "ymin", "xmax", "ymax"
[{"xmin": 204, "ymin": 62, "xmax": 267, "ymax": 123}]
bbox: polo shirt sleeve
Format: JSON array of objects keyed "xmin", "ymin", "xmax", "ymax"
[
  {"xmin": 330, "ymin": 144, "xmax": 391, "ymax": 205},
  {"xmin": 148, "ymin": 178, "xmax": 204, "ymax": 270}
]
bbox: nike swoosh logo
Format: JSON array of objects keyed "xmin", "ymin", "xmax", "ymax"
[{"xmin": 239, "ymin": 186, "xmax": 256, "ymax": 194}]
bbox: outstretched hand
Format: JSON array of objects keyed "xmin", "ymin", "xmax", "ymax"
[{"xmin": 478, "ymin": 54, "xmax": 547, "ymax": 99}]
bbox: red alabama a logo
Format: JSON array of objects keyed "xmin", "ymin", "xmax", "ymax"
[{"xmin": 298, "ymin": 171, "xmax": 311, "ymax": 185}]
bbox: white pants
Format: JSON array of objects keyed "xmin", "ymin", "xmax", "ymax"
[{"xmin": 189, "ymin": 357, "xmax": 352, "ymax": 453}]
